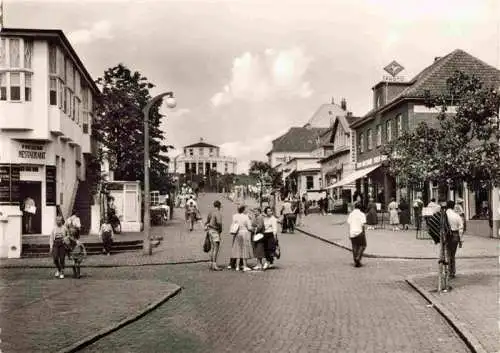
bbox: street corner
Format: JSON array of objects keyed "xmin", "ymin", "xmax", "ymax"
[
  {"xmin": 0, "ymin": 276, "xmax": 181, "ymax": 353},
  {"xmin": 406, "ymin": 269, "xmax": 499, "ymax": 353}
]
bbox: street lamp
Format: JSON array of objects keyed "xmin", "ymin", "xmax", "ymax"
[{"xmin": 143, "ymin": 92, "xmax": 177, "ymax": 255}]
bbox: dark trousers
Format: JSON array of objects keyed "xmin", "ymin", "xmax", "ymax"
[
  {"xmin": 229, "ymin": 258, "xmax": 244, "ymax": 268},
  {"xmin": 350, "ymin": 232, "xmax": 367, "ymax": 265},
  {"xmin": 102, "ymin": 234, "xmax": 113, "ymax": 254},
  {"xmin": 72, "ymin": 260, "xmax": 82, "ymax": 278},
  {"xmin": 52, "ymin": 240, "xmax": 66, "ymax": 271},
  {"xmin": 282, "ymin": 214, "xmax": 296, "ymax": 233},
  {"xmin": 264, "ymin": 232, "xmax": 276, "ymax": 264},
  {"xmin": 447, "ymin": 231, "xmax": 460, "ymax": 276}
]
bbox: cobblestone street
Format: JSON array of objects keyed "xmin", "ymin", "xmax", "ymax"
[{"xmin": 0, "ymin": 195, "xmax": 497, "ymax": 352}]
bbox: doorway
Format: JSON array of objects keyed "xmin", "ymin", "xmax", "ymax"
[{"xmin": 19, "ymin": 181, "xmax": 42, "ymax": 234}]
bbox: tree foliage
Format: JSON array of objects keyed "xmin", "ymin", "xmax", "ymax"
[
  {"xmin": 93, "ymin": 64, "xmax": 172, "ymax": 190},
  {"xmin": 382, "ymin": 71, "xmax": 500, "ymax": 189},
  {"xmin": 248, "ymin": 161, "xmax": 283, "ymax": 190}
]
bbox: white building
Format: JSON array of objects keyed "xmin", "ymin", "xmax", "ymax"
[
  {"xmin": 171, "ymin": 138, "xmax": 237, "ymax": 175},
  {"xmin": 0, "ymin": 28, "xmax": 99, "ymax": 243}
]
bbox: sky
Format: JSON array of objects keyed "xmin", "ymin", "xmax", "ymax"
[{"xmin": 4, "ymin": 0, "xmax": 500, "ymax": 173}]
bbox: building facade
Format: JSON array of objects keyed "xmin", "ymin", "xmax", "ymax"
[
  {"xmin": 171, "ymin": 139, "xmax": 237, "ymax": 175},
  {"xmin": 347, "ymin": 49, "xmax": 500, "ymax": 236},
  {"xmin": 0, "ymin": 28, "xmax": 99, "ymax": 238}
]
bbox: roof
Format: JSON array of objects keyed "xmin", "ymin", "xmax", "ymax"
[
  {"xmin": 270, "ymin": 127, "xmax": 330, "ymax": 153},
  {"xmin": 1, "ymin": 28, "xmax": 100, "ymax": 95},
  {"xmin": 351, "ymin": 49, "xmax": 500, "ymax": 128},
  {"xmin": 304, "ymin": 103, "xmax": 347, "ymax": 128},
  {"xmin": 184, "ymin": 142, "xmax": 218, "ymax": 148}
]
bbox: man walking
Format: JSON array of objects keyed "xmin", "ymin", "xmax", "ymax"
[
  {"xmin": 205, "ymin": 200, "xmax": 223, "ymax": 271},
  {"xmin": 347, "ymin": 202, "xmax": 367, "ymax": 267},
  {"xmin": 445, "ymin": 200, "xmax": 464, "ymax": 278}
]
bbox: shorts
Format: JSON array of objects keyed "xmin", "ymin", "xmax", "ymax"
[{"xmin": 208, "ymin": 229, "xmax": 220, "ymax": 243}]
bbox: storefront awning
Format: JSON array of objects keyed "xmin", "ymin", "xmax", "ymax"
[{"xmin": 326, "ymin": 164, "xmax": 381, "ymax": 189}]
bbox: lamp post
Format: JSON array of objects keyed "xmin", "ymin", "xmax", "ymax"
[{"xmin": 143, "ymin": 92, "xmax": 176, "ymax": 255}]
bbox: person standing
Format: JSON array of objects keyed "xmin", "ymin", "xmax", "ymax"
[
  {"xmin": 454, "ymin": 198, "xmax": 466, "ymax": 233},
  {"xmin": 366, "ymin": 198, "xmax": 378, "ymax": 230},
  {"xmin": 49, "ymin": 216, "xmax": 68, "ymax": 279},
  {"xmin": 231, "ymin": 205, "xmax": 254, "ymax": 272},
  {"xmin": 399, "ymin": 198, "xmax": 411, "ymax": 230},
  {"xmin": 413, "ymin": 195, "xmax": 424, "ymax": 230},
  {"xmin": 251, "ymin": 208, "xmax": 266, "ymax": 270},
  {"xmin": 262, "ymin": 206, "xmax": 278, "ymax": 270},
  {"xmin": 281, "ymin": 198, "xmax": 294, "ymax": 233},
  {"xmin": 23, "ymin": 196, "xmax": 36, "ymax": 234},
  {"xmin": 69, "ymin": 232, "xmax": 87, "ymax": 278},
  {"xmin": 388, "ymin": 198, "xmax": 400, "ymax": 231},
  {"xmin": 446, "ymin": 200, "xmax": 464, "ymax": 278},
  {"xmin": 347, "ymin": 202, "xmax": 367, "ymax": 267},
  {"xmin": 66, "ymin": 210, "xmax": 82, "ymax": 238},
  {"xmin": 205, "ymin": 200, "xmax": 223, "ymax": 271},
  {"xmin": 99, "ymin": 219, "xmax": 114, "ymax": 256}
]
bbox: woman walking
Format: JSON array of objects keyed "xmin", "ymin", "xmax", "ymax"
[
  {"xmin": 231, "ymin": 205, "xmax": 254, "ymax": 272},
  {"xmin": 366, "ymin": 198, "xmax": 378, "ymax": 230},
  {"xmin": 388, "ymin": 198, "xmax": 400, "ymax": 231},
  {"xmin": 261, "ymin": 206, "xmax": 278, "ymax": 270},
  {"xmin": 399, "ymin": 198, "xmax": 411, "ymax": 230},
  {"xmin": 49, "ymin": 216, "xmax": 68, "ymax": 279}
]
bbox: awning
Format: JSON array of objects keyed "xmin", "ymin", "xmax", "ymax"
[{"xmin": 326, "ymin": 164, "xmax": 381, "ymax": 189}]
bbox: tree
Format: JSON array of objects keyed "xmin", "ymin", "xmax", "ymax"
[
  {"xmin": 93, "ymin": 64, "xmax": 172, "ymax": 190},
  {"xmin": 248, "ymin": 161, "xmax": 283, "ymax": 208},
  {"xmin": 382, "ymin": 71, "xmax": 500, "ymax": 192}
]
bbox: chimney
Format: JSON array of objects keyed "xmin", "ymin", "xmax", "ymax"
[{"xmin": 341, "ymin": 98, "xmax": 347, "ymax": 111}]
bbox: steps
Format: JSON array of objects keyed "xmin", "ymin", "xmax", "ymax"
[{"xmin": 22, "ymin": 238, "xmax": 144, "ymax": 257}]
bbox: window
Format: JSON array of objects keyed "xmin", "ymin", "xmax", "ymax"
[
  {"xmin": 359, "ymin": 132, "xmax": 364, "ymax": 153},
  {"xmin": 49, "ymin": 44, "xmax": 57, "ymax": 74},
  {"xmin": 306, "ymin": 176, "xmax": 314, "ymax": 190},
  {"xmin": 367, "ymin": 128, "xmax": 373, "ymax": 150},
  {"xmin": 396, "ymin": 114, "xmax": 403, "ymax": 136},
  {"xmin": 50, "ymin": 78, "xmax": 57, "ymax": 105},
  {"xmin": 198, "ymin": 163, "xmax": 203, "ymax": 174},
  {"xmin": 189, "ymin": 149, "xmax": 193, "ymax": 156},
  {"xmin": 386, "ymin": 120, "xmax": 392, "ymax": 142},
  {"xmin": 212, "ymin": 162, "xmax": 217, "ymax": 169},
  {"xmin": 24, "ymin": 73, "xmax": 32, "ymax": 101},
  {"xmin": 376, "ymin": 124, "xmax": 382, "ymax": 146},
  {"xmin": 209, "ymin": 148, "xmax": 214, "ymax": 155},
  {"xmin": 0, "ymin": 38, "xmax": 6, "ymax": 67},
  {"xmin": 0, "ymin": 73, "xmax": 6, "ymax": 100},
  {"xmin": 10, "ymin": 72, "xmax": 21, "ymax": 101},
  {"xmin": 24, "ymin": 40, "xmax": 33, "ymax": 69},
  {"xmin": 9, "ymin": 39, "xmax": 20, "ymax": 67},
  {"xmin": 199, "ymin": 148, "xmax": 204, "ymax": 156},
  {"xmin": 185, "ymin": 163, "xmax": 190, "ymax": 173}
]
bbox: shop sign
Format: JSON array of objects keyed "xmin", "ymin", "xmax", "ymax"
[
  {"xmin": 0, "ymin": 164, "xmax": 10, "ymax": 204},
  {"xmin": 46, "ymin": 166, "xmax": 57, "ymax": 206},
  {"xmin": 0, "ymin": 164, "xmax": 21, "ymax": 205},
  {"xmin": 18, "ymin": 144, "xmax": 46, "ymax": 160},
  {"xmin": 383, "ymin": 60, "xmax": 405, "ymax": 77}
]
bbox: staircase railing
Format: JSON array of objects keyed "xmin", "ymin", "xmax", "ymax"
[{"xmin": 65, "ymin": 179, "xmax": 80, "ymax": 219}]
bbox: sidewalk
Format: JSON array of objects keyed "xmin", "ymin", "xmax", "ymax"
[
  {"xmin": 408, "ymin": 269, "xmax": 499, "ymax": 353},
  {"xmin": 297, "ymin": 214, "xmax": 499, "ymax": 259},
  {"xmin": 0, "ymin": 216, "xmax": 209, "ymax": 268},
  {"xmin": 0, "ymin": 275, "xmax": 180, "ymax": 353}
]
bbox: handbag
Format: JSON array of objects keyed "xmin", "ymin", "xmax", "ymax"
[
  {"xmin": 229, "ymin": 221, "xmax": 240, "ymax": 235},
  {"xmin": 203, "ymin": 232, "xmax": 211, "ymax": 253},
  {"xmin": 253, "ymin": 233, "xmax": 264, "ymax": 242},
  {"xmin": 274, "ymin": 242, "xmax": 281, "ymax": 259}
]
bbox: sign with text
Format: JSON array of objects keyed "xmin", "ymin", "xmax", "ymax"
[
  {"xmin": 0, "ymin": 164, "xmax": 11, "ymax": 204},
  {"xmin": 18, "ymin": 144, "xmax": 46, "ymax": 160},
  {"xmin": 45, "ymin": 166, "xmax": 57, "ymax": 206}
]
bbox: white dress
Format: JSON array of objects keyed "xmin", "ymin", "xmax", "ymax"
[
  {"xmin": 231, "ymin": 213, "xmax": 254, "ymax": 259},
  {"xmin": 388, "ymin": 201, "xmax": 399, "ymax": 225}
]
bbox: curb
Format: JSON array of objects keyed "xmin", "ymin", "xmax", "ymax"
[
  {"xmin": 57, "ymin": 285, "xmax": 183, "ymax": 353},
  {"xmin": 295, "ymin": 226, "xmax": 498, "ymax": 260},
  {"xmin": 405, "ymin": 275, "xmax": 487, "ymax": 353},
  {"xmin": 0, "ymin": 259, "xmax": 210, "ymax": 269}
]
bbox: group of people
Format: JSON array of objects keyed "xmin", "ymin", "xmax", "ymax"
[
  {"xmin": 49, "ymin": 211, "xmax": 116, "ymax": 279},
  {"xmin": 204, "ymin": 200, "xmax": 280, "ymax": 272}
]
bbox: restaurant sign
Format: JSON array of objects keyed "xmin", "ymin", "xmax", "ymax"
[{"xmin": 18, "ymin": 144, "xmax": 46, "ymax": 160}]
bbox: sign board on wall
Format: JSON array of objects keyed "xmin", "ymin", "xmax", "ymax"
[
  {"xmin": 10, "ymin": 166, "xmax": 21, "ymax": 205},
  {"xmin": 0, "ymin": 164, "xmax": 21, "ymax": 205},
  {"xmin": 45, "ymin": 166, "xmax": 57, "ymax": 206},
  {"xmin": 17, "ymin": 143, "xmax": 46, "ymax": 161},
  {"xmin": 0, "ymin": 164, "xmax": 11, "ymax": 204}
]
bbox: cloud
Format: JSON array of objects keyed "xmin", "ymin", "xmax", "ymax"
[
  {"xmin": 68, "ymin": 20, "xmax": 113, "ymax": 44},
  {"xmin": 211, "ymin": 47, "xmax": 313, "ymax": 107}
]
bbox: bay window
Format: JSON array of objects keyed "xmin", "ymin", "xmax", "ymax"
[
  {"xmin": 50, "ymin": 78, "xmax": 57, "ymax": 105},
  {"xmin": 9, "ymin": 39, "xmax": 20, "ymax": 68},
  {"xmin": 0, "ymin": 73, "xmax": 6, "ymax": 100},
  {"xmin": 24, "ymin": 73, "xmax": 32, "ymax": 101},
  {"xmin": 10, "ymin": 72, "xmax": 21, "ymax": 101},
  {"xmin": 1, "ymin": 38, "xmax": 35, "ymax": 102}
]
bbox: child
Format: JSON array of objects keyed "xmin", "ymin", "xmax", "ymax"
[
  {"xmin": 49, "ymin": 216, "xmax": 68, "ymax": 279},
  {"xmin": 69, "ymin": 232, "xmax": 87, "ymax": 278},
  {"xmin": 99, "ymin": 219, "xmax": 114, "ymax": 255}
]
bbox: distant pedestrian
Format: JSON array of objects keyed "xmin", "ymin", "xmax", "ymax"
[
  {"xmin": 205, "ymin": 200, "xmax": 223, "ymax": 271},
  {"xmin": 50, "ymin": 216, "xmax": 68, "ymax": 279},
  {"xmin": 280, "ymin": 198, "xmax": 295, "ymax": 233},
  {"xmin": 413, "ymin": 196, "xmax": 424, "ymax": 230},
  {"xmin": 66, "ymin": 210, "xmax": 82, "ymax": 238},
  {"xmin": 69, "ymin": 232, "xmax": 87, "ymax": 278},
  {"xmin": 399, "ymin": 198, "xmax": 411, "ymax": 230},
  {"xmin": 388, "ymin": 198, "xmax": 400, "ymax": 231},
  {"xmin": 454, "ymin": 198, "xmax": 466, "ymax": 233},
  {"xmin": 231, "ymin": 205, "xmax": 254, "ymax": 272},
  {"xmin": 446, "ymin": 200, "xmax": 464, "ymax": 278},
  {"xmin": 327, "ymin": 194, "xmax": 334, "ymax": 214},
  {"xmin": 347, "ymin": 202, "xmax": 367, "ymax": 267},
  {"xmin": 99, "ymin": 219, "xmax": 114, "ymax": 256},
  {"xmin": 366, "ymin": 198, "xmax": 378, "ymax": 230},
  {"xmin": 427, "ymin": 198, "xmax": 440, "ymax": 213}
]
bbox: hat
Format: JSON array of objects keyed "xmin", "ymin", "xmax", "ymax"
[{"xmin": 253, "ymin": 233, "xmax": 264, "ymax": 242}]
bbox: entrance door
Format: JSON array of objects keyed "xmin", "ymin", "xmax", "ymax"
[{"xmin": 20, "ymin": 181, "xmax": 42, "ymax": 234}]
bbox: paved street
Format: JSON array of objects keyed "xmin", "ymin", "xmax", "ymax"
[{"xmin": 1, "ymin": 194, "xmax": 497, "ymax": 353}]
